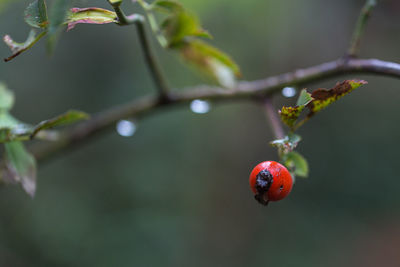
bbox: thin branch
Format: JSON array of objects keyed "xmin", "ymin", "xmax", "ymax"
[
  {"xmin": 30, "ymin": 57, "xmax": 400, "ymax": 162},
  {"xmin": 110, "ymin": 1, "xmax": 130, "ymax": 25},
  {"xmin": 262, "ymin": 97, "xmax": 285, "ymax": 140},
  {"xmin": 109, "ymin": 1, "xmax": 171, "ymax": 99},
  {"xmin": 4, "ymin": 31, "xmax": 47, "ymax": 62},
  {"xmin": 134, "ymin": 20, "xmax": 171, "ymax": 100},
  {"xmin": 347, "ymin": 0, "xmax": 377, "ymax": 57}
]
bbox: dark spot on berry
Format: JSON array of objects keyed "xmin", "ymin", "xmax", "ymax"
[
  {"xmin": 280, "ymin": 185, "xmax": 284, "ymax": 190},
  {"xmin": 255, "ymin": 169, "xmax": 273, "ymax": 205}
]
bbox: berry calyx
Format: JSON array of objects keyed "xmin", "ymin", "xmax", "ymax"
[{"xmin": 249, "ymin": 161, "xmax": 293, "ymax": 205}]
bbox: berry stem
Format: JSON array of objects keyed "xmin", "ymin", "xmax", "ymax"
[{"xmin": 263, "ymin": 97, "xmax": 285, "ymax": 139}]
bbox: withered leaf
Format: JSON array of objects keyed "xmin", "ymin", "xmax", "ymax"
[
  {"xmin": 279, "ymin": 105, "xmax": 305, "ymax": 128},
  {"xmin": 279, "ymin": 89, "xmax": 312, "ymax": 129},
  {"xmin": 279, "ymin": 80, "xmax": 367, "ymax": 130},
  {"xmin": 306, "ymin": 79, "xmax": 367, "ymax": 117}
]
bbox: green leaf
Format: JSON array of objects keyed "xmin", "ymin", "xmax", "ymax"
[
  {"xmin": 181, "ymin": 40, "xmax": 240, "ymax": 88},
  {"xmin": 0, "ymin": 83, "xmax": 15, "ymax": 111},
  {"xmin": 24, "ymin": 0, "xmax": 48, "ymax": 28},
  {"xmin": 0, "ymin": 86, "xmax": 87, "ymax": 143},
  {"xmin": 0, "ymin": 110, "xmax": 88, "ymax": 143},
  {"xmin": 67, "ymin": 7, "xmax": 118, "ymax": 31},
  {"xmin": 161, "ymin": 9, "xmax": 211, "ymax": 46},
  {"xmin": 30, "ymin": 110, "xmax": 89, "ymax": 138},
  {"xmin": 3, "ymin": 141, "xmax": 37, "ymax": 197},
  {"xmin": 3, "ymin": 30, "xmax": 47, "ymax": 62},
  {"xmin": 47, "ymin": 0, "xmax": 70, "ymax": 53},
  {"xmin": 306, "ymin": 80, "xmax": 367, "ymax": 117},
  {"xmin": 143, "ymin": 0, "xmax": 240, "ymax": 87},
  {"xmin": 146, "ymin": 0, "xmax": 211, "ymax": 47},
  {"xmin": 296, "ymin": 89, "xmax": 313, "ymax": 106},
  {"xmin": 0, "ymin": 113, "xmax": 20, "ymax": 130},
  {"xmin": 283, "ymin": 151, "xmax": 309, "ymax": 178},
  {"xmin": 150, "ymin": 0, "xmax": 183, "ymax": 13}
]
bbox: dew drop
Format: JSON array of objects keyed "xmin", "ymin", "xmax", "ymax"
[
  {"xmin": 190, "ymin": 99, "xmax": 211, "ymax": 114},
  {"xmin": 281, "ymin": 87, "xmax": 297, "ymax": 98},
  {"xmin": 116, "ymin": 120, "xmax": 136, "ymax": 137}
]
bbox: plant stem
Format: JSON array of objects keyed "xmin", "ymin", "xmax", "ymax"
[
  {"xmin": 347, "ymin": 0, "xmax": 377, "ymax": 57},
  {"xmin": 29, "ymin": 57, "xmax": 400, "ymax": 162},
  {"xmin": 112, "ymin": 3, "xmax": 130, "ymax": 25},
  {"xmin": 109, "ymin": 2, "xmax": 170, "ymax": 99},
  {"xmin": 262, "ymin": 97, "xmax": 285, "ymax": 139},
  {"xmin": 134, "ymin": 20, "xmax": 171, "ymax": 100},
  {"xmin": 4, "ymin": 31, "xmax": 47, "ymax": 62}
]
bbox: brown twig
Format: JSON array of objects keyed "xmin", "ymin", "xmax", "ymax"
[{"xmin": 30, "ymin": 57, "xmax": 400, "ymax": 162}]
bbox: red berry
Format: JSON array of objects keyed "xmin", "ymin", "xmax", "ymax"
[{"xmin": 249, "ymin": 161, "xmax": 293, "ymax": 205}]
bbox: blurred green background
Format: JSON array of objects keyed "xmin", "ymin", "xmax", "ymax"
[{"xmin": 1, "ymin": 0, "xmax": 400, "ymax": 266}]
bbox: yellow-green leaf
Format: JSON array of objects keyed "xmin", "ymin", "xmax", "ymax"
[
  {"xmin": 181, "ymin": 40, "xmax": 240, "ymax": 88},
  {"xmin": 307, "ymin": 79, "xmax": 367, "ymax": 117},
  {"xmin": 0, "ymin": 109, "xmax": 88, "ymax": 143},
  {"xmin": 143, "ymin": 0, "xmax": 240, "ymax": 87},
  {"xmin": 279, "ymin": 105, "xmax": 304, "ymax": 128},
  {"xmin": 147, "ymin": 0, "xmax": 211, "ymax": 47},
  {"xmin": 161, "ymin": 9, "xmax": 211, "ymax": 47},
  {"xmin": 279, "ymin": 89, "xmax": 313, "ymax": 128},
  {"xmin": 67, "ymin": 7, "xmax": 118, "ymax": 31},
  {"xmin": 150, "ymin": 0, "xmax": 183, "ymax": 13},
  {"xmin": 30, "ymin": 110, "xmax": 89, "ymax": 138},
  {"xmin": 279, "ymin": 80, "xmax": 367, "ymax": 130}
]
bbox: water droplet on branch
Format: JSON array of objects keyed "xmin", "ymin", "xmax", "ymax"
[
  {"xmin": 190, "ymin": 99, "xmax": 211, "ymax": 114},
  {"xmin": 116, "ymin": 120, "xmax": 136, "ymax": 137},
  {"xmin": 281, "ymin": 87, "xmax": 297, "ymax": 98}
]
